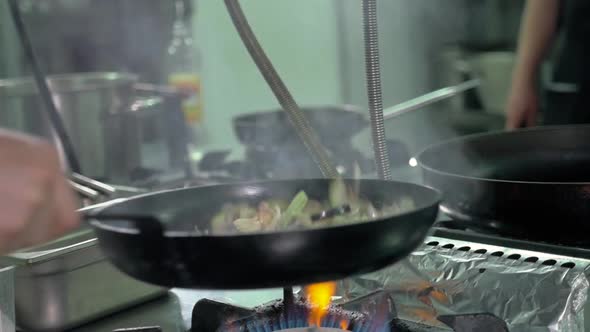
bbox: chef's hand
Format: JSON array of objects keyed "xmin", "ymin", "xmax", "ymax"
[
  {"xmin": 0, "ymin": 130, "xmax": 79, "ymax": 254},
  {"xmin": 505, "ymin": 82, "xmax": 539, "ymax": 129}
]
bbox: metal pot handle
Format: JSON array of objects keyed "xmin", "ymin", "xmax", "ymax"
[
  {"xmin": 383, "ymin": 79, "xmax": 480, "ymax": 120},
  {"xmin": 133, "ymin": 83, "xmax": 188, "ymax": 99}
]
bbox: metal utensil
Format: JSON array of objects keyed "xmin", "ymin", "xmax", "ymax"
[
  {"xmin": 71, "ymin": 173, "xmax": 116, "ymax": 195},
  {"xmin": 382, "ymin": 79, "xmax": 480, "ymax": 120}
]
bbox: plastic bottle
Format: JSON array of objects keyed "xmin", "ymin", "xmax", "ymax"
[{"xmin": 166, "ymin": 0, "xmax": 206, "ymax": 150}]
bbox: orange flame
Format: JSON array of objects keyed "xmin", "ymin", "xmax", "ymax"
[
  {"xmin": 305, "ymin": 282, "xmax": 337, "ymax": 327},
  {"xmin": 340, "ymin": 319, "xmax": 350, "ymax": 330}
]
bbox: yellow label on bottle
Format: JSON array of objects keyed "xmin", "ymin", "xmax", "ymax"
[{"xmin": 169, "ymin": 73, "xmax": 203, "ymax": 124}]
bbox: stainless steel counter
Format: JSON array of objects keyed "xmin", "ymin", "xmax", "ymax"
[{"xmin": 72, "ymin": 288, "xmax": 285, "ymax": 332}]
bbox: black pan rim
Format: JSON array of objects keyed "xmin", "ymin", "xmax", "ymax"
[
  {"xmin": 416, "ymin": 124, "xmax": 590, "ymax": 186},
  {"xmin": 234, "ymin": 104, "xmax": 366, "ymax": 121},
  {"xmin": 89, "ymin": 178, "xmax": 441, "ymax": 238}
]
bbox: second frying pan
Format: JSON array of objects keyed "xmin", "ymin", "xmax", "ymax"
[
  {"xmin": 87, "ymin": 179, "xmax": 439, "ymax": 289},
  {"xmin": 233, "ymin": 105, "xmax": 368, "ymax": 148},
  {"xmin": 417, "ymin": 125, "xmax": 590, "ymax": 238},
  {"xmin": 233, "ymin": 80, "xmax": 480, "ymax": 149}
]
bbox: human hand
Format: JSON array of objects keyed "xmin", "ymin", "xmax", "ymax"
[
  {"xmin": 0, "ymin": 130, "xmax": 79, "ymax": 254},
  {"xmin": 505, "ymin": 82, "xmax": 539, "ymax": 129}
]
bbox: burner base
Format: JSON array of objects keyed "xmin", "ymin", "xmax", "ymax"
[{"xmin": 190, "ymin": 290, "xmax": 510, "ymax": 332}]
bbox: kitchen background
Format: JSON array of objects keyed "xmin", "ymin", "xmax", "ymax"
[
  {"xmin": 0, "ymin": 0, "xmax": 525, "ymax": 184},
  {"xmin": 3, "ymin": 2, "xmax": 587, "ymax": 331}
]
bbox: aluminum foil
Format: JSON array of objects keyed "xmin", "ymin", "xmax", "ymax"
[{"xmin": 337, "ymin": 245, "xmax": 589, "ymax": 332}]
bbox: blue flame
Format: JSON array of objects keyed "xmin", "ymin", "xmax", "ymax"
[{"xmin": 241, "ymin": 316, "xmax": 380, "ymax": 332}]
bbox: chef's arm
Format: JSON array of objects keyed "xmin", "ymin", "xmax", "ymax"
[{"xmin": 511, "ymin": 0, "xmax": 560, "ymax": 87}]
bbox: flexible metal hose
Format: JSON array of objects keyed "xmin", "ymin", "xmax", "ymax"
[
  {"xmin": 224, "ymin": 0, "xmax": 338, "ymax": 178},
  {"xmin": 362, "ymin": 0, "xmax": 392, "ymax": 180}
]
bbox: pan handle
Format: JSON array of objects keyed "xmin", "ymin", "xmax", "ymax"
[
  {"xmin": 72, "ymin": 178, "xmax": 167, "ymax": 262},
  {"xmin": 383, "ymin": 79, "xmax": 480, "ymax": 120},
  {"xmin": 84, "ymin": 213, "xmax": 167, "ymax": 260},
  {"xmin": 84, "ymin": 213, "xmax": 165, "ymax": 237},
  {"xmin": 71, "ymin": 179, "xmax": 166, "ymax": 240}
]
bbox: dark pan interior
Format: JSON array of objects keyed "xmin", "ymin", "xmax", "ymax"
[
  {"xmin": 233, "ymin": 106, "xmax": 368, "ymax": 147},
  {"xmin": 419, "ymin": 125, "xmax": 590, "ymax": 183},
  {"xmin": 417, "ymin": 125, "xmax": 590, "ymax": 238},
  {"xmin": 95, "ymin": 179, "xmax": 439, "ymax": 234}
]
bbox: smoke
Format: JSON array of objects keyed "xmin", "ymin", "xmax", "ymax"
[
  {"xmin": 341, "ymin": 0, "xmax": 469, "ymax": 162},
  {"xmin": 206, "ymin": 0, "xmax": 516, "ymax": 182},
  {"xmin": 329, "ymin": 0, "xmax": 523, "ymax": 183}
]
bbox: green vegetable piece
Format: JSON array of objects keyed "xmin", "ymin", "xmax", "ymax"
[
  {"xmin": 234, "ymin": 218, "xmax": 262, "ymax": 233},
  {"xmin": 211, "ymin": 213, "xmax": 227, "ymax": 233},
  {"xmin": 329, "ymin": 178, "xmax": 347, "ymax": 207},
  {"xmin": 281, "ymin": 190, "xmax": 309, "ymax": 226}
]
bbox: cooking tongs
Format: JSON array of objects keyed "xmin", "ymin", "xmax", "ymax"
[{"xmin": 69, "ymin": 173, "xmax": 146, "ymax": 205}]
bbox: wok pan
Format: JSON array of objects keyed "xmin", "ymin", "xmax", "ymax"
[
  {"xmin": 233, "ymin": 80, "xmax": 480, "ymax": 148},
  {"xmin": 87, "ymin": 179, "xmax": 439, "ymax": 289},
  {"xmin": 233, "ymin": 105, "xmax": 368, "ymax": 148},
  {"xmin": 417, "ymin": 125, "xmax": 590, "ymax": 238}
]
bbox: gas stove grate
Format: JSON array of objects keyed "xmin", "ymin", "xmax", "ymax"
[
  {"xmin": 190, "ymin": 295, "xmax": 510, "ymax": 332},
  {"xmin": 193, "ymin": 298, "xmax": 374, "ymax": 332}
]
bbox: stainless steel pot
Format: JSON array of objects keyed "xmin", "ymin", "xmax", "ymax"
[
  {"xmin": 0, "ymin": 72, "xmax": 137, "ymax": 181},
  {"xmin": 0, "ymin": 72, "xmax": 190, "ymax": 184}
]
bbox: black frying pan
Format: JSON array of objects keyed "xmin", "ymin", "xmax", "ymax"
[
  {"xmin": 232, "ymin": 80, "xmax": 481, "ymax": 149},
  {"xmin": 417, "ymin": 125, "xmax": 590, "ymax": 238},
  {"xmin": 233, "ymin": 105, "xmax": 368, "ymax": 147},
  {"xmin": 87, "ymin": 179, "xmax": 439, "ymax": 289}
]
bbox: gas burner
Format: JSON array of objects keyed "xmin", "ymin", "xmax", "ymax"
[
  {"xmin": 189, "ymin": 290, "xmax": 509, "ymax": 332},
  {"xmin": 277, "ymin": 327, "xmax": 347, "ymax": 332},
  {"xmin": 113, "ymin": 327, "xmax": 162, "ymax": 332},
  {"xmin": 276, "ymin": 329, "xmax": 348, "ymax": 332},
  {"xmin": 192, "ymin": 293, "xmax": 373, "ymax": 332}
]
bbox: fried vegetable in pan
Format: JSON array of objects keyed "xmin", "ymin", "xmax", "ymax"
[{"xmin": 209, "ymin": 178, "xmax": 415, "ymax": 234}]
